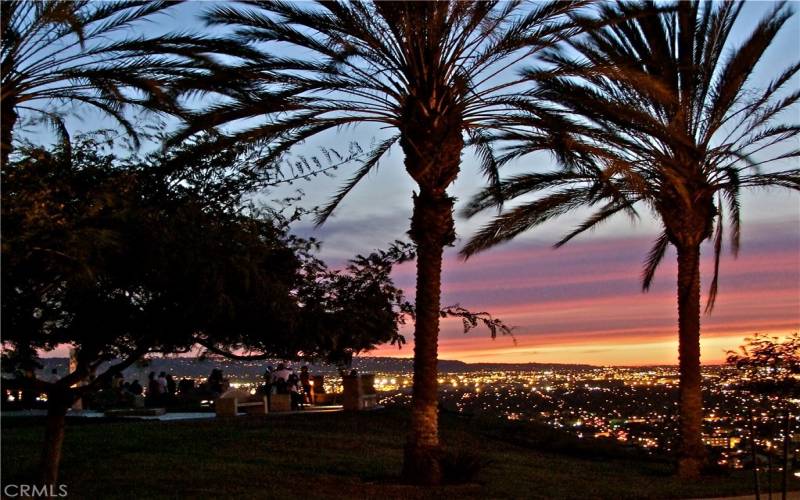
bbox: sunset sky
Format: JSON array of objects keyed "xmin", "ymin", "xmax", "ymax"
[
  {"xmin": 277, "ymin": 0, "xmax": 800, "ymax": 366},
  {"xmin": 293, "ymin": 170, "xmax": 799, "ymax": 366},
  {"xmin": 28, "ymin": 1, "xmax": 800, "ymax": 366}
]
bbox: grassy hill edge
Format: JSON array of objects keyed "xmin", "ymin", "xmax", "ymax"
[{"xmin": 2, "ymin": 408, "xmax": 787, "ymax": 499}]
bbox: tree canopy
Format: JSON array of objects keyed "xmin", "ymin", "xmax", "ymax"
[
  {"xmin": 1, "ymin": 135, "xmax": 409, "ymax": 386},
  {"xmin": 0, "ymin": 0, "xmax": 265, "ymax": 165},
  {"xmin": 459, "ymin": 0, "xmax": 799, "ymax": 478},
  {"xmin": 462, "ymin": 2, "xmax": 800, "ymax": 306}
]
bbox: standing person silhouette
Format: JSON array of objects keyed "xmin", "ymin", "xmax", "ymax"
[{"xmin": 300, "ymin": 366, "xmax": 312, "ymax": 405}]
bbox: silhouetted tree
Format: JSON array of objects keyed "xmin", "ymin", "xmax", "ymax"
[
  {"xmin": 0, "ymin": 0, "xmax": 261, "ymax": 166},
  {"xmin": 462, "ymin": 1, "xmax": 800, "ymax": 478},
  {"xmin": 727, "ymin": 333, "xmax": 800, "ymax": 499},
  {"xmin": 172, "ymin": 1, "xmax": 582, "ymax": 483},
  {"xmin": 1, "ymin": 135, "xmax": 407, "ymax": 484}
]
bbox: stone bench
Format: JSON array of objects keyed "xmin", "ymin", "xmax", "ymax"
[
  {"xmin": 342, "ymin": 374, "xmax": 377, "ymax": 411},
  {"xmin": 269, "ymin": 393, "xmax": 292, "ymax": 412},
  {"xmin": 215, "ymin": 389, "xmax": 268, "ymax": 417},
  {"xmin": 105, "ymin": 407, "xmax": 165, "ymax": 417},
  {"xmin": 313, "ymin": 393, "xmax": 337, "ymax": 405},
  {"xmin": 360, "ymin": 394, "xmax": 378, "ymax": 409}
]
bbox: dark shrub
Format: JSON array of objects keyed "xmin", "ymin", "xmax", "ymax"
[{"xmin": 440, "ymin": 449, "xmax": 490, "ymax": 485}]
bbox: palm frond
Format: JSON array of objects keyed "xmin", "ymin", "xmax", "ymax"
[
  {"xmin": 705, "ymin": 204, "xmax": 724, "ymax": 313},
  {"xmin": 641, "ymin": 231, "xmax": 670, "ymax": 292},
  {"xmin": 465, "ymin": 0, "xmax": 798, "ymax": 315},
  {"xmin": 703, "ymin": 1, "xmax": 793, "ymax": 139},
  {"xmin": 461, "ymin": 171, "xmax": 593, "ymax": 218},
  {"xmin": 314, "ymin": 134, "xmax": 399, "ymax": 226},
  {"xmin": 461, "ymin": 187, "xmax": 594, "ymax": 258},
  {"xmin": 465, "ymin": 127, "xmax": 503, "ymax": 207},
  {"xmin": 2, "ymin": 0, "xmax": 259, "ymax": 157},
  {"xmin": 555, "ymin": 197, "xmax": 639, "ymax": 248},
  {"xmin": 740, "ymin": 170, "xmax": 800, "ymax": 190}
]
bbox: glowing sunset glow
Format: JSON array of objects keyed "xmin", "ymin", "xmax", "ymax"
[
  {"xmin": 37, "ymin": 219, "xmax": 799, "ymax": 365},
  {"xmin": 368, "ymin": 221, "xmax": 799, "ymax": 365}
]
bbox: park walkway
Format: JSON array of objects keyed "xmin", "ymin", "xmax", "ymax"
[{"xmin": 1, "ymin": 405, "xmax": 345, "ymax": 421}]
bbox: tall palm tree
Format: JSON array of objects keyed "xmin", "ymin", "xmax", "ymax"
[
  {"xmin": 462, "ymin": 1, "xmax": 800, "ymax": 478},
  {"xmin": 0, "ymin": 0, "xmax": 260, "ymax": 166},
  {"xmin": 174, "ymin": 0, "xmax": 586, "ymax": 484}
]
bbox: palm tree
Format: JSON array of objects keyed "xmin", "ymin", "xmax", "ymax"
[
  {"xmin": 174, "ymin": 0, "xmax": 586, "ymax": 484},
  {"xmin": 462, "ymin": 1, "xmax": 800, "ymax": 478},
  {"xmin": 0, "ymin": 0, "xmax": 260, "ymax": 166}
]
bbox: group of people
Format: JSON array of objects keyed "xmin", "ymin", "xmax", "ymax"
[
  {"xmin": 95, "ymin": 368, "xmax": 228, "ymax": 408},
  {"xmin": 145, "ymin": 371, "xmax": 178, "ymax": 406},
  {"xmin": 6, "ymin": 362, "xmax": 321, "ymax": 412},
  {"xmin": 103, "ymin": 368, "xmax": 232, "ymax": 406},
  {"xmin": 206, "ymin": 368, "xmax": 229, "ymax": 397},
  {"xmin": 262, "ymin": 364, "xmax": 313, "ymax": 411},
  {"xmin": 85, "ymin": 370, "xmax": 178, "ymax": 408}
]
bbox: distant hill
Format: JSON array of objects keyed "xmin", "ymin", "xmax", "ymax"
[
  {"xmin": 357, "ymin": 357, "xmax": 596, "ymax": 373},
  {"xmin": 28, "ymin": 356, "xmax": 596, "ymax": 380}
]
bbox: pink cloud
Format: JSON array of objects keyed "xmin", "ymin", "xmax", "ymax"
[{"xmin": 375, "ymin": 221, "xmax": 799, "ymax": 364}]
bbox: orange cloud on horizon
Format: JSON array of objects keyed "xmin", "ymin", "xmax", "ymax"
[{"xmin": 373, "ymin": 223, "xmax": 799, "ymax": 365}]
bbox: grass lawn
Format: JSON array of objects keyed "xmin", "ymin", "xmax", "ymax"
[{"xmin": 2, "ymin": 408, "xmax": 790, "ymax": 499}]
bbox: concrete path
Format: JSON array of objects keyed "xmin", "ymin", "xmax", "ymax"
[{"xmin": 2, "ymin": 405, "xmax": 346, "ymax": 421}]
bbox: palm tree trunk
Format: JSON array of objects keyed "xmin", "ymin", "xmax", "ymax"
[
  {"xmin": 753, "ymin": 407, "xmax": 762, "ymax": 500},
  {"xmin": 782, "ymin": 407, "xmax": 790, "ymax": 500},
  {"xmin": 768, "ymin": 451, "xmax": 774, "ymax": 500},
  {"xmin": 676, "ymin": 243, "xmax": 706, "ymax": 478},
  {"xmin": 40, "ymin": 391, "xmax": 70, "ymax": 485},
  {"xmin": 402, "ymin": 190, "xmax": 455, "ymax": 485},
  {"xmin": 1, "ymin": 101, "xmax": 17, "ymax": 167}
]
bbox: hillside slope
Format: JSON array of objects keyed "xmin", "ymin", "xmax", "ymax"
[{"xmin": 1, "ymin": 409, "xmax": 785, "ymax": 499}]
